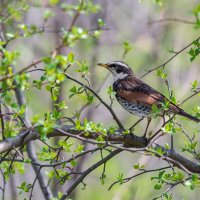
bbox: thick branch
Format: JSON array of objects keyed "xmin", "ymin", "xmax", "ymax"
[{"xmin": 0, "ymin": 125, "xmax": 200, "ymax": 174}]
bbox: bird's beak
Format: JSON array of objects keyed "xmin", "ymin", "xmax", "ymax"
[{"xmin": 97, "ymin": 63, "xmax": 109, "ymax": 69}]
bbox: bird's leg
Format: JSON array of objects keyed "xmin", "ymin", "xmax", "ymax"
[
  {"xmin": 129, "ymin": 117, "xmax": 144, "ymax": 133},
  {"xmin": 161, "ymin": 113, "xmax": 166, "ymax": 124},
  {"xmin": 170, "ymin": 135, "xmax": 174, "ymax": 151},
  {"xmin": 143, "ymin": 118, "xmax": 151, "ymax": 138}
]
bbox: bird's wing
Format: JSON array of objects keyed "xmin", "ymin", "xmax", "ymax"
[
  {"xmin": 116, "ymin": 76, "xmax": 180, "ymax": 113},
  {"xmin": 117, "ymin": 90, "xmax": 162, "ymax": 105}
]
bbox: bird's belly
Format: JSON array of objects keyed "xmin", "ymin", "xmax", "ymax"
[{"xmin": 117, "ymin": 97, "xmax": 151, "ymax": 117}]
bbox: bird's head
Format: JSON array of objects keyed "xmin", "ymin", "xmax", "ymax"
[{"xmin": 98, "ymin": 61, "xmax": 133, "ymax": 81}]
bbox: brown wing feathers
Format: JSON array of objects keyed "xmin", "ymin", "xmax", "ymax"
[
  {"xmin": 117, "ymin": 91, "xmax": 159, "ymax": 105},
  {"xmin": 115, "ymin": 75, "xmax": 200, "ymax": 122},
  {"xmin": 115, "ymin": 76, "xmax": 180, "ymax": 114}
]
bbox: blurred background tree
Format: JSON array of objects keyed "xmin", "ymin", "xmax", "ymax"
[{"xmin": 0, "ymin": 0, "xmax": 200, "ymax": 200}]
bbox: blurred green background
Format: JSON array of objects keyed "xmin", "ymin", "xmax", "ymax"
[{"xmin": 2, "ymin": 0, "xmax": 200, "ymax": 199}]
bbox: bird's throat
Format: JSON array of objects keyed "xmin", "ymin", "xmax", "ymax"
[{"xmin": 113, "ymin": 73, "xmax": 128, "ymax": 82}]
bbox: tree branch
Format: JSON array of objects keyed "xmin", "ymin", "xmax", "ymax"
[
  {"xmin": 140, "ymin": 35, "xmax": 200, "ymax": 78},
  {"xmin": 60, "ymin": 148, "xmax": 123, "ymax": 199},
  {"xmin": 148, "ymin": 18, "xmax": 196, "ymax": 25},
  {"xmin": 65, "ymin": 74, "xmax": 124, "ymax": 129},
  {"xmin": 0, "ymin": 125, "xmax": 200, "ymax": 174},
  {"xmin": 13, "ymin": 80, "xmax": 53, "ymax": 200}
]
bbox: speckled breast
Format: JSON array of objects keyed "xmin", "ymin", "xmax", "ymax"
[{"xmin": 116, "ymin": 96, "xmax": 151, "ymax": 117}]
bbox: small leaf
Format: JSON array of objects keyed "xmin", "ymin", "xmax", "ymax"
[
  {"xmin": 6, "ymin": 33, "xmax": 15, "ymax": 38},
  {"xmin": 98, "ymin": 18, "xmax": 105, "ymax": 27},
  {"xmin": 68, "ymin": 52, "xmax": 75, "ymax": 63},
  {"xmin": 154, "ymin": 183, "xmax": 162, "ymax": 190},
  {"xmin": 43, "ymin": 10, "xmax": 55, "ymax": 20},
  {"xmin": 133, "ymin": 163, "xmax": 139, "ymax": 169}
]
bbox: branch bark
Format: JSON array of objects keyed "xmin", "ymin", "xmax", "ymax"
[
  {"xmin": 13, "ymin": 80, "xmax": 53, "ymax": 200},
  {"xmin": 0, "ymin": 125, "xmax": 200, "ymax": 174}
]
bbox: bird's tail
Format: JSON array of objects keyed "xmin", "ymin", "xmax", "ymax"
[{"xmin": 178, "ymin": 110, "xmax": 200, "ymax": 123}]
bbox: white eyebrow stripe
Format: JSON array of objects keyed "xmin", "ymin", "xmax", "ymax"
[{"xmin": 107, "ymin": 61, "xmax": 129, "ymax": 69}]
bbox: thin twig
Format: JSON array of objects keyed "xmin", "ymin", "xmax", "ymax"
[
  {"xmin": 0, "ymin": 103, "xmax": 5, "ymax": 139},
  {"xmin": 109, "ymin": 166, "xmax": 171, "ymax": 190},
  {"xmin": 140, "ymin": 36, "xmax": 200, "ymax": 78},
  {"xmin": 148, "ymin": 18, "xmax": 196, "ymax": 25},
  {"xmin": 148, "ymin": 115, "xmax": 175, "ymax": 142},
  {"xmin": 180, "ymin": 90, "xmax": 200, "ymax": 105},
  {"xmin": 65, "ymin": 74, "xmax": 124, "ymax": 129},
  {"xmin": 60, "ymin": 149, "xmax": 122, "ymax": 199},
  {"xmin": 152, "ymin": 178, "xmax": 190, "ymax": 200},
  {"xmin": 0, "ymin": 59, "xmax": 42, "ymax": 82},
  {"xmin": 29, "ymin": 166, "xmax": 42, "ymax": 200}
]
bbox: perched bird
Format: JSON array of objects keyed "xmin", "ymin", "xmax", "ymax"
[{"xmin": 98, "ymin": 61, "xmax": 199, "ymax": 136}]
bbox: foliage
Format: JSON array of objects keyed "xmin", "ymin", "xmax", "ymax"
[{"xmin": 0, "ymin": 0, "xmax": 200, "ymax": 200}]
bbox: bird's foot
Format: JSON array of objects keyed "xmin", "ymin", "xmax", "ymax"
[{"xmin": 142, "ymin": 118, "xmax": 151, "ymax": 138}]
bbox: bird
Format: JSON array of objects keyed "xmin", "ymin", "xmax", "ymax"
[{"xmin": 98, "ymin": 61, "xmax": 200, "ymax": 136}]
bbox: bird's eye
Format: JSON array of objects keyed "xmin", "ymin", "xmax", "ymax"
[{"xmin": 116, "ymin": 68, "xmax": 122, "ymax": 73}]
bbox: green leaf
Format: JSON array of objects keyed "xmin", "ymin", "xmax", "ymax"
[
  {"xmin": 42, "ymin": 57, "xmax": 52, "ymax": 64},
  {"xmin": 58, "ymin": 191, "xmax": 64, "ymax": 199},
  {"xmin": 188, "ymin": 39, "xmax": 200, "ymax": 62},
  {"xmin": 43, "ymin": 10, "xmax": 55, "ymax": 20},
  {"xmin": 6, "ymin": 33, "xmax": 15, "ymax": 39},
  {"xmin": 93, "ymin": 30, "xmax": 103, "ymax": 38},
  {"xmin": 70, "ymin": 86, "xmax": 77, "ymax": 93},
  {"xmin": 56, "ymin": 100, "xmax": 68, "ymax": 110},
  {"xmin": 68, "ymin": 52, "xmax": 75, "ymax": 63},
  {"xmin": 74, "ymin": 144, "xmax": 84, "ymax": 153},
  {"xmin": 154, "ymin": 183, "xmax": 162, "ymax": 190},
  {"xmin": 49, "ymin": 0, "xmax": 60, "ymax": 6},
  {"xmin": 155, "ymin": 147, "xmax": 165, "ymax": 156},
  {"xmin": 123, "ymin": 130, "xmax": 130, "ymax": 135},
  {"xmin": 193, "ymin": 4, "xmax": 200, "ymax": 18},
  {"xmin": 161, "ymin": 122, "xmax": 176, "ymax": 135},
  {"xmin": 76, "ymin": 60, "xmax": 89, "ymax": 74},
  {"xmin": 46, "ymin": 170, "xmax": 55, "ymax": 179},
  {"xmin": 154, "ymin": 0, "xmax": 164, "ymax": 6},
  {"xmin": 191, "ymin": 80, "xmax": 198, "ymax": 90},
  {"xmin": 133, "ymin": 163, "xmax": 139, "ymax": 169},
  {"xmin": 70, "ymin": 160, "xmax": 77, "ymax": 167},
  {"xmin": 117, "ymin": 173, "xmax": 124, "ymax": 184},
  {"xmin": 164, "ymin": 143, "xmax": 170, "ymax": 149},
  {"xmin": 0, "ymin": 41, "xmax": 6, "ymax": 46},
  {"xmin": 156, "ymin": 68, "xmax": 168, "ymax": 80},
  {"xmin": 98, "ymin": 18, "xmax": 105, "ymax": 27},
  {"xmin": 106, "ymin": 86, "xmax": 115, "ymax": 95},
  {"xmin": 163, "ymin": 193, "xmax": 173, "ymax": 200},
  {"xmin": 184, "ymin": 180, "xmax": 192, "ymax": 186},
  {"xmin": 58, "ymin": 140, "xmax": 73, "ymax": 152},
  {"xmin": 17, "ymin": 181, "xmax": 32, "ymax": 193},
  {"xmin": 87, "ymin": 95, "xmax": 94, "ymax": 104},
  {"xmin": 33, "ymin": 80, "xmax": 42, "ymax": 89},
  {"xmin": 123, "ymin": 40, "xmax": 133, "ymax": 57}
]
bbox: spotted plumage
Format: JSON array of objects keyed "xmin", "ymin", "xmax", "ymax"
[{"xmin": 117, "ymin": 96, "xmax": 151, "ymax": 117}]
